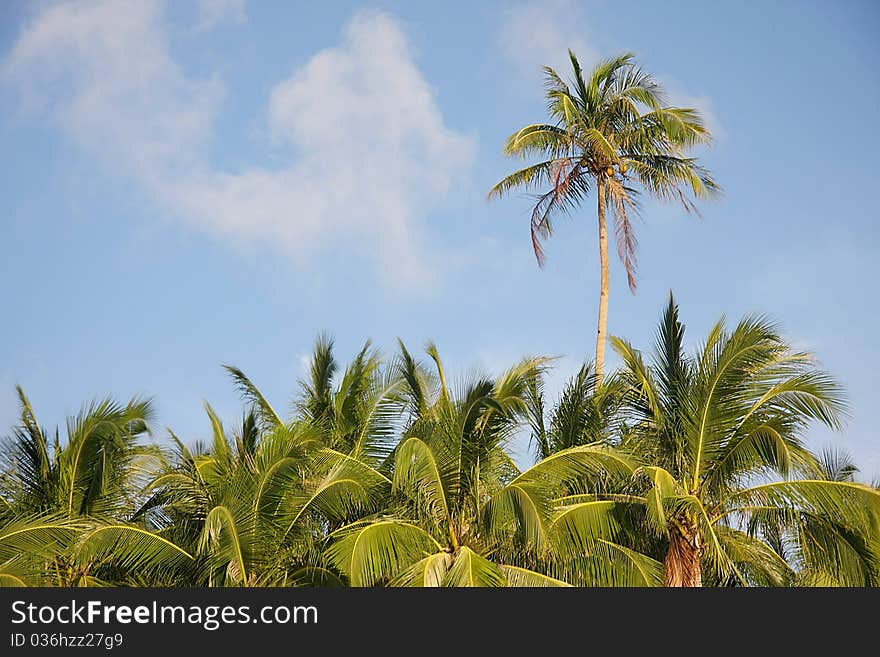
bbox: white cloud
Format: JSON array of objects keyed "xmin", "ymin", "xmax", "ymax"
[
  {"xmin": 497, "ymin": 0, "xmax": 598, "ymax": 80},
  {"xmin": 195, "ymin": 0, "xmax": 246, "ymax": 31},
  {"xmin": 3, "ymin": 0, "xmax": 220, "ymax": 178},
  {"xmin": 2, "ymin": 3, "xmax": 474, "ymax": 285}
]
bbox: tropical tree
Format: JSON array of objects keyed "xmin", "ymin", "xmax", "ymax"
[
  {"xmin": 594, "ymin": 295, "xmax": 880, "ymax": 586},
  {"xmin": 489, "ymin": 51, "xmax": 719, "ymax": 387},
  {"xmin": 525, "ymin": 361, "xmax": 624, "ymax": 460},
  {"xmin": 323, "ymin": 342, "xmax": 659, "ymax": 586},
  {"xmin": 140, "ymin": 339, "xmax": 402, "ymax": 586},
  {"xmin": 0, "ymin": 387, "xmax": 192, "ymax": 585}
]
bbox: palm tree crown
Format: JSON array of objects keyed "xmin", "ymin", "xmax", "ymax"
[{"xmin": 605, "ymin": 295, "xmax": 879, "ymax": 585}]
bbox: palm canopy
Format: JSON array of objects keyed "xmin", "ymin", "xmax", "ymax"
[
  {"xmin": 0, "ymin": 389, "xmax": 194, "ymax": 586},
  {"xmin": 324, "ymin": 342, "xmax": 661, "ymax": 587},
  {"xmin": 489, "ymin": 51, "xmax": 719, "ymax": 286},
  {"xmin": 600, "ymin": 294, "xmax": 880, "ymax": 585},
  {"xmin": 1, "ymin": 315, "xmax": 876, "ymax": 587},
  {"xmin": 141, "ymin": 339, "xmax": 402, "ymax": 586},
  {"xmin": 0, "ymin": 386, "xmax": 157, "ymax": 519},
  {"xmin": 324, "ymin": 342, "xmax": 549, "ymax": 586},
  {"xmin": 525, "ymin": 361, "xmax": 624, "ymax": 460}
]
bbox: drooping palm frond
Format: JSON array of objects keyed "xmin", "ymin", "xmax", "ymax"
[
  {"xmin": 713, "ymin": 525, "xmax": 794, "ymax": 587},
  {"xmin": 0, "ymin": 513, "xmax": 82, "ymax": 565},
  {"xmin": 0, "ymin": 513, "xmax": 84, "ymax": 586},
  {"xmin": 198, "ymin": 505, "xmax": 251, "ymax": 585},
  {"xmin": 325, "ymin": 519, "xmax": 442, "ymax": 586},
  {"xmin": 73, "ymin": 523, "xmax": 194, "ymax": 585},
  {"xmin": 500, "ymin": 564, "xmax": 572, "ymax": 587}
]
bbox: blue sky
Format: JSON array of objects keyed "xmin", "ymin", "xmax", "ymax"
[{"xmin": 1, "ymin": 0, "xmax": 878, "ymax": 476}]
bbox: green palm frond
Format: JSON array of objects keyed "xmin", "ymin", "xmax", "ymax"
[
  {"xmin": 394, "ymin": 436, "xmax": 451, "ymax": 529},
  {"xmin": 198, "ymin": 505, "xmax": 250, "ymax": 585},
  {"xmin": 0, "ymin": 514, "xmax": 82, "ymax": 564},
  {"xmin": 502, "ymin": 124, "xmax": 571, "ymax": 158},
  {"xmin": 516, "ymin": 443, "xmax": 635, "ymax": 490},
  {"xmin": 720, "ymin": 480, "xmax": 880, "ymax": 530},
  {"xmin": 75, "ymin": 524, "xmax": 194, "ymax": 583},
  {"xmin": 442, "ymin": 546, "xmax": 506, "ymax": 587},
  {"xmin": 298, "ymin": 334, "xmax": 338, "ymax": 425},
  {"xmin": 325, "ymin": 519, "xmax": 441, "ymax": 587},
  {"xmin": 552, "ymin": 538, "xmax": 663, "ymax": 586},
  {"xmin": 714, "ymin": 525, "xmax": 794, "ymax": 586},
  {"xmin": 223, "ymin": 365, "xmax": 284, "ymax": 431},
  {"xmin": 500, "ymin": 564, "xmax": 572, "ymax": 587},
  {"xmin": 280, "ymin": 449, "xmax": 390, "ymax": 542},
  {"xmin": 390, "ymin": 550, "xmax": 452, "ymax": 587}
]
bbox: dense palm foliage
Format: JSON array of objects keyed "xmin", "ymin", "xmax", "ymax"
[
  {"xmin": 0, "ymin": 388, "xmax": 192, "ymax": 586},
  {"xmin": 1, "ymin": 301, "xmax": 878, "ymax": 587},
  {"xmin": 604, "ymin": 296, "xmax": 878, "ymax": 586},
  {"xmin": 489, "ymin": 52, "xmax": 719, "ymax": 387}
]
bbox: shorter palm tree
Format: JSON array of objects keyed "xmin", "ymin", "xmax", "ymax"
[
  {"xmin": 526, "ymin": 362, "xmax": 624, "ymax": 460},
  {"xmin": 324, "ymin": 342, "xmax": 656, "ymax": 586},
  {"xmin": 0, "ymin": 387, "xmax": 191, "ymax": 586},
  {"xmin": 593, "ymin": 295, "xmax": 880, "ymax": 586},
  {"xmin": 143, "ymin": 340, "xmax": 400, "ymax": 586}
]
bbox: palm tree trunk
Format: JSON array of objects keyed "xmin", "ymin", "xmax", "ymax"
[
  {"xmin": 594, "ymin": 179, "xmax": 610, "ymax": 389},
  {"xmin": 663, "ymin": 527, "xmax": 703, "ymax": 587}
]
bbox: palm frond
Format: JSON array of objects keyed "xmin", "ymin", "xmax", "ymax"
[
  {"xmin": 325, "ymin": 519, "xmax": 441, "ymax": 586},
  {"xmin": 442, "ymin": 546, "xmax": 505, "ymax": 587},
  {"xmin": 223, "ymin": 365, "xmax": 284, "ymax": 430}
]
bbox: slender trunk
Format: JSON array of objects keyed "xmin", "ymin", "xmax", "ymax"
[
  {"xmin": 594, "ymin": 178, "xmax": 610, "ymax": 389},
  {"xmin": 663, "ymin": 526, "xmax": 703, "ymax": 587}
]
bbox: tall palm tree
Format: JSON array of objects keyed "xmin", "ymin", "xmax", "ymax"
[
  {"xmin": 599, "ymin": 295, "xmax": 880, "ymax": 586},
  {"xmin": 489, "ymin": 51, "xmax": 719, "ymax": 387}
]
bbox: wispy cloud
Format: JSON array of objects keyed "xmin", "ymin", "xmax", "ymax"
[
  {"xmin": 497, "ymin": 0, "xmax": 598, "ymax": 80},
  {"xmin": 2, "ymin": 2, "xmax": 475, "ymax": 286},
  {"xmin": 2, "ymin": 0, "xmax": 220, "ymax": 176},
  {"xmin": 195, "ymin": 0, "xmax": 246, "ymax": 31}
]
